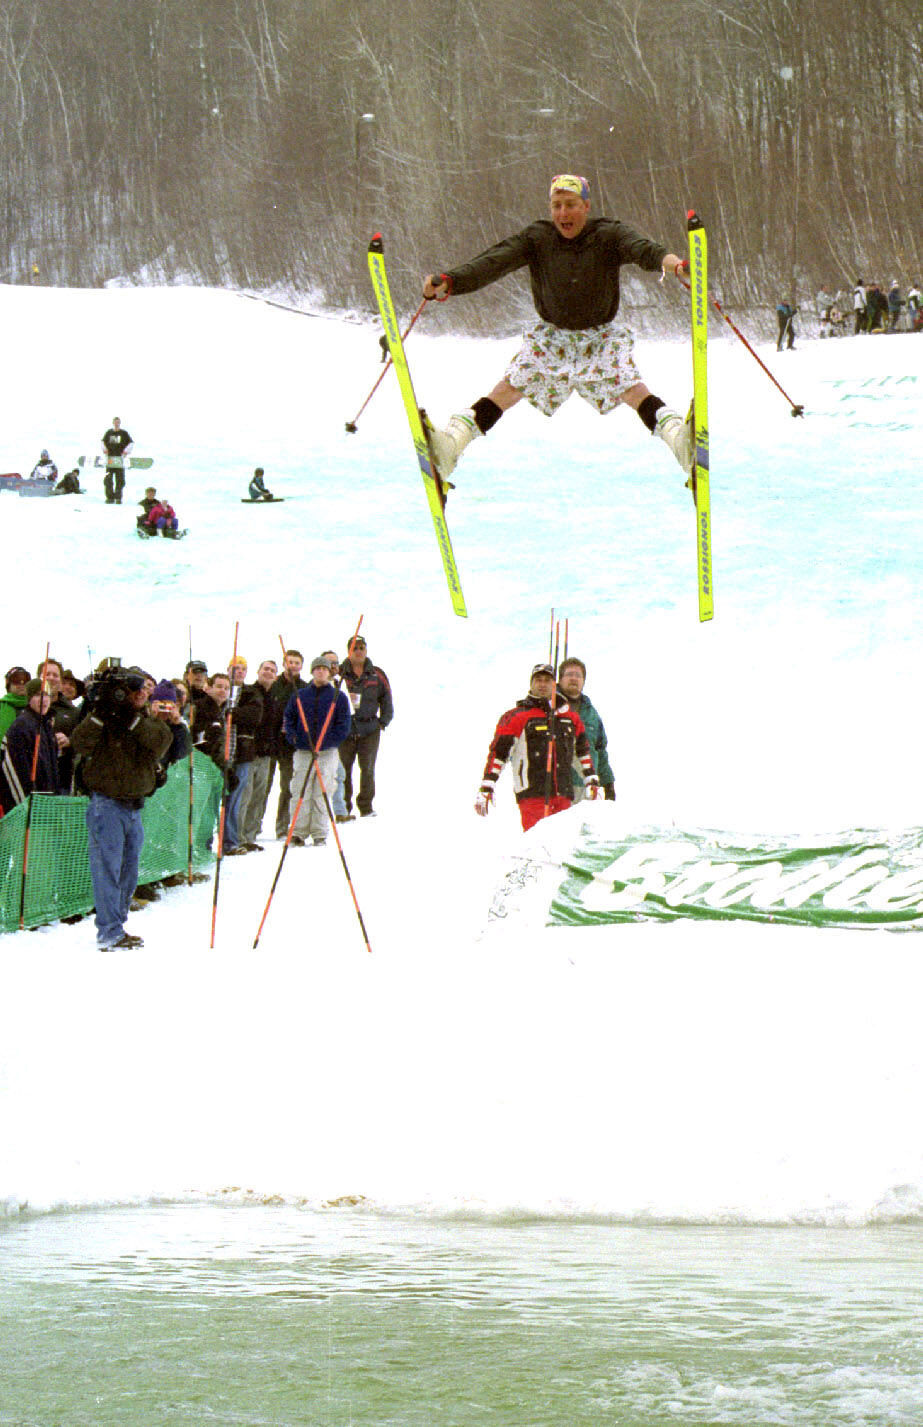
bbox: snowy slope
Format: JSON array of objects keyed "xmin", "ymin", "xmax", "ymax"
[{"xmin": 1, "ymin": 281, "xmax": 921, "ymax": 1224}]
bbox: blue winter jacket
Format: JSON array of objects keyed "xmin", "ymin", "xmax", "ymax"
[{"xmin": 283, "ymin": 682, "xmax": 351, "ymax": 752}]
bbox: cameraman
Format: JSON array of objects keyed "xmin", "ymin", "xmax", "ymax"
[{"xmin": 71, "ymin": 666, "xmax": 172, "ymax": 952}]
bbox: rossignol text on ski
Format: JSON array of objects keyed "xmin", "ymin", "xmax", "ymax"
[{"xmin": 687, "ymin": 210, "xmax": 713, "ymax": 623}]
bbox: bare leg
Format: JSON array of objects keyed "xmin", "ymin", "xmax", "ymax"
[
  {"xmin": 617, "ymin": 381, "xmax": 651, "ymax": 411},
  {"xmin": 485, "ymin": 377, "xmax": 524, "ymax": 411}
]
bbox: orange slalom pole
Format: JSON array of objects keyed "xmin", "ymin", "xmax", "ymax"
[
  {"xmin": 542, "ymin": 624, "xmax": 560, "ymax": 821},
  {"xmin": 254, "ymin": 617, "xmax": 367, "ymax": 948}
]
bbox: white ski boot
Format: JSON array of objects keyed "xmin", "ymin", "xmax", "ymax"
[
  {"xmin": 425, "ymin": 411, "xmax": 480, "ymax": 479},
  {"xmin": 655, "ymin": 404, "xmax": 695, "ymax": 476}
]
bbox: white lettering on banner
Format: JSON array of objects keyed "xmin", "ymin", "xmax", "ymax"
[
  {"xmin": 577, "ymin": 841, "xmax": 923, "ymax": 918},
  {"xmin": 865, "ymin": 867, "xmax": 923, "ymax": 912},
  {"xmin": 580, "ymin": 843, "xmax": 698, "ymax": 913}
]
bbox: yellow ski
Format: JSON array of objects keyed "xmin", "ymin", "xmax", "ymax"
[
  {"xmin": 687, "ymin": 210, "xmax": 714, "ymax": 623},
  {"xmin": 368, "ymin": 234, "xmax": 467, "ymax": 618}
]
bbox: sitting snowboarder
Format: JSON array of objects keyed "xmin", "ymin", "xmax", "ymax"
[
  {"xmin": 137, "ymin": 486, "xmax": 158, "ymax": 529},
  {"xmin": 30, "ymin": 449, "xmax": 58, "ymax": 482},
  {"xmin": 52, "ymin": 469, "xmax": 82, "ymax": 495},
  {"xmin": 248, "ymin": 467, "xmax": 274, "ymax": 501},
  {"xmin": 138, "ymin": 496, "xmax": 181, "ymax": 538}
]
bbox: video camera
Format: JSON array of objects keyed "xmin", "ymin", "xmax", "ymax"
[{"xmin": 85, "ymin": 661, "xmax": 145, "ymax": 722}]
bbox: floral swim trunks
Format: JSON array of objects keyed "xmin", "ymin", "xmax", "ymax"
[{"xmin": 505, "ymin": 320, "xmax": 642, "ymax": 416}]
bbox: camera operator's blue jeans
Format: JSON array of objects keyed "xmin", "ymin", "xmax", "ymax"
[{"xmin": 86, "ymin": 793, "xmax": 144, "ymax": 947}]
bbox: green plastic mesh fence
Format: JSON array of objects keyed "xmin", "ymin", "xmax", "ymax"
[{"xmin": 0, "ymin": 752, "xmax": 223, "ymax": 931}]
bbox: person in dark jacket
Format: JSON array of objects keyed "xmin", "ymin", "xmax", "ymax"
[
  {"xmin": 101, "ymin": 416, "xmax": 133, "ymax": 504},
  {"xmin": 269, "ymin": 650, "xmax": 307, "ymax": 837},
  {"xmin": 52, "ymin": 468, "xmax": 82, "ymax": 495},
  {"xmin": 236, "ymin": 659, "xmax": 278, "ymax": 848},
  {"xmin": 337, "ymin": 635, "xmax": 392, "ymax": 818},
  {"xmin": 282, "ymin": 656, "xmax": 352, "ymax": 845},
  {"xmin": 0, "ymin": 680, "xmax": 61, "ymax": 812},
  {"xmin": 190, "ymin": 672, "xmax": 231, "ymax": 772},
  {"xmin": 476, "ymin": 664, "xmax": 598, "ymax": 831},
  {"xmin": 557, "ymin": 658, "xmax": 615, "ymax": 801},
  {"xmin": 419, "ymin": 174, "xmax": 691, "ymax": 494},
  {"xmin": 137, "ymin": 487, "xmax": 158, "ymax": 529},
  {"xmin": 39, "ymin": 658, "xmax": 79, "ymax": 793},
  {"xmin": 0, "ymin": 666, "xmax": 30, "ymax": 743},
  {"xmin": 776, "ymin": 301, "xmax": 796, "ymax": 350},
  {"xmin": 71, "ymin": 667, "xmax": 172, "ymax": 950},
  {"xmin": 223, "ymin": 656, "xmax": 259, "ymax": 853},
  {"xmin": 321, "ymin": 650, "xmax": 351, "ymax": 821}
]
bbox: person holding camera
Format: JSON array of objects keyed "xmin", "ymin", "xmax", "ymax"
[
  {"xmin": 148, "ymin": 680, "xmax": 191, "ymax": 766},
  {"xmin": 71, "ymin": 666, "xmax": 172, "ymax": 952}
]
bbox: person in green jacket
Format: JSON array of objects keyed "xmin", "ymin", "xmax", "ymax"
[
  {"xmin": 558, "ymin": 657, "xmax": 615, "ymax": 801},
  {"xmin": 0, "ymin": 666, "xmax": 30, "ymax": 742}
]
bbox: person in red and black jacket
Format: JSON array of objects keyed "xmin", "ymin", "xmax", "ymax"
[{"xmin": 476, "ymin": 663, "xmax": 598, "ymax": 831}]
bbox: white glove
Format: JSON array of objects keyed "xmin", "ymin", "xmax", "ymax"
[
  {"xmin": 585, "ymin": 777, "xmax": 600, "ymax": 800},
  {"xmin": 475, "ymin": 785, "xmax": 493, "ymax": 817}
]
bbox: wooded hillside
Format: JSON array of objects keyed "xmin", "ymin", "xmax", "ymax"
[{"xmin": 3, "ymin": 0, "xmax": 920, "ymax": 329}]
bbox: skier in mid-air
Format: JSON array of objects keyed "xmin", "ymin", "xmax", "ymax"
[{"xmin": 421, "ymin": 175, "xmax": 694, "ymax": 491}]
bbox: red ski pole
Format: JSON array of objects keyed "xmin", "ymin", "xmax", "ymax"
[
  {"xmin": 680, "ymin": 276, "xmax": 804, "ymax": 416},
  {"xmin": 345, "ymin": 299, "xmax": 428, "ymax": 433}
]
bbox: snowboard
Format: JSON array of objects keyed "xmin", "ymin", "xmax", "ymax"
[
  {"xmin": 241, "ymin": 497, "xmax": 284, "ymax": 503},
  {"xmin": 79, "ymin": 455, "xmax": 154, "ymax": 470}
]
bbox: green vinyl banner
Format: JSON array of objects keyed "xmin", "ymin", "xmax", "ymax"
[{"xmin": 550, "ymin": 827, "xmax": 923, "ymax": 930}]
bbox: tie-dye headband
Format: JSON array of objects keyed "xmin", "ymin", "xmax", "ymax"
[{"xmin": 549, "ymin": 174, "xmax": 590, "ymax": 200}]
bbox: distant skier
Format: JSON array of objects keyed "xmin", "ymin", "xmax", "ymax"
[
  {"xmin": 52, "ymin": 469, "xmax": 82, "ymax": 495},
  {"xmin": 248, "ymin": 467, "xmax": 274, "ymax": 501},
  {"xmin": 29, "ymin": 450, "xmax": 57, "ymax": 482},
  {"xmin": 776, "ymin": 301, "xmax": 796, "ymax": 351},
  {"xmin": 137, "ymin": 486, "xmax": 158, "ymax": 527},
  {"xmin": 101, "ymin": 416, "xmax": 133, "ymax": 504},
  {"xmin": 419, "ymin": 174, "xmax": 693, "ymax": 496}
]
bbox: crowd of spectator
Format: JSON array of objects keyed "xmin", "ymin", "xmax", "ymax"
[
  {"xmin": 0, "ymin": 639, "xmax": 394, "ymax": 947},
  {"xmin": 814, "ymin": 280, "xmax": 923, "ymax": 338}
]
